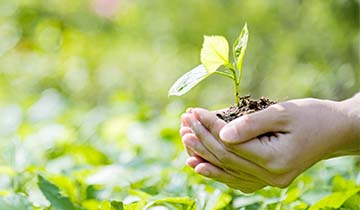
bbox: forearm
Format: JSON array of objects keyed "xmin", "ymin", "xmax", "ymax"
[{"xmin": 339, "ymin": 92, "xmax": 360, "ymax": 154}]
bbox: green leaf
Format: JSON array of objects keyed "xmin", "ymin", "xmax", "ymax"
[
  {"xmin": 343, "ymin": 193, "xmax": 360, "ymax": 209},
  {"xmin": 168, "ymin": 64, "xmax": 209, "ymax": 96},
  {"xmin": 100, "ymin": 200, "xmax": 124, "ymax": 210},
  {"xmin": 146, "ymin": 197, "xmax": 195, "ymax": 210},
  {"xmin": 332, "ymin": 175, "xmax": 356, "ymax": 192},
  {"xmin": 308, "ymin": 188, "xmax": 360, "ymax": 210},
  {"xmin": 124, "ymin": 201, "xmax": 146, "ymax": 210},
  {"xmin": 200, "ymin": 35, "xmax": 229, "ymax": 73},
  {"xmin": 37, "ymin": 175, "xmax": 77, "ymax": 210},
  {"xmin": 0, "ymin": 194, "xmax": 32, "ymax": 210},
  {"xmin": 110, "ymin": 201, "xmax": 124, "ymax": 210},
  {"xmin": 213, "ymin": 193, "xmax": 232, "ymax": 209},
  {"xmin": 233, "ymin": 23, "xmax": 249, "ymax": 71}
]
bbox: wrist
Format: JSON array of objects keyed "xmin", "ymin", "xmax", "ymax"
[{"xmin": 338, "ymin": 93, "xmax": 360, "ymax": 155}]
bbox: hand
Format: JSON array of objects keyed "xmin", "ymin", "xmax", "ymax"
[{"xmin": 180, "ymin": 97, "xmax": 360, "ymax": 193}]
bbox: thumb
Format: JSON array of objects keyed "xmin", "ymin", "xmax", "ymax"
[{"xmin": 219, "ymin": 104, "xmax": 289, "ymax": 144}]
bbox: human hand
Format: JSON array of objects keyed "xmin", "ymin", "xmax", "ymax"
[{"xmin": 180, "ymin": 97, "xmax": 360, "ymax": 192}]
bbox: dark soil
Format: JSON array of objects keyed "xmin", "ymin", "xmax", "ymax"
[{"xmin": 216, "ymin": 95, "xmax": 276, "ymax": 123}]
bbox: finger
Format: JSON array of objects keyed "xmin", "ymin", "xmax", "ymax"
[
  {"xmin": 180, "ymin": 127, "xmax": 193, "ymax": 137},
  {"xmin": 226, "ymin": 135, "xmax": 281, "ymax": 167},
  {"xmin": 185, "ymin": 114, "xmax": 276, "ymax": 183},
  {"xmin": 181, "ymin": 111, "xmax": 195, "ymax": 127},
  {"xmin": 184, "ymin": 134, "xmax": 265, "ymax": 183},
  {"xmin": 184, "ymin": 145, "xmax": 195, "ymax": 156},
  {"xmin": 187, "ymin": 113, "xmax": 227, "ymax": 159},
  {"xmin": 182, "ymin": 132, "xmax": 223, "ymax": 165},
  {"xmin": 186, "ymin": 156, "xmax": 204, "ymax": 168},
  {"xmin": 192, "ymin": 108, "xmax": 226, "ymax": 139},
  {"xmin": 194, "ymin": 162, "xmax": 266, "ymax": 190},
  {"xmin": 219, "ymin": 104, "xmax": 290, "ymax": 144}
]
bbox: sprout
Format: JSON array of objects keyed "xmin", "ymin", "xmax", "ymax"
[{"xmin": 169, "ymin": 23, "xmax": 249, "ymax": 106}]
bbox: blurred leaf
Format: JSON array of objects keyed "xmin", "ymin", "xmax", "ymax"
[
  {"xmin": 111, "ymin": 201, "xmax": 124, "ymax": 210},
  {"xmin": 82, "ymin": 199, "xmax": 100, "ymax": 210},
  {"xmin": 283, "ymin": 188, "xmax": 301, "ymax": 204},
  {"xmin": 168, "ymin": 64, "xmax": 209, "ymax": 96},
  {"xmin": 332, "ymin": 175, "xmax": 356, "ymax": 192},
  {"xmin": 100, "ymin": 200, "xmax": 124, "ymax": 210},
  {"xmin": 201, "ymin": 35, "xmax": 229, "ymax": 73},
  {"xmin": 49, "ymin": 175, "xmax": 79, "ymax": 203},
  {"xmin": 70, "ymin": 145, "xmax": 110, "ymax": 165},
  {"xmin": 213, "ymin": 192, "xmax": 232, "ymax": 209},
  {"xmin": 343, "ymin": 192, "xmax": 360, "ymax": 209},
  {"xmin": 128, "ymin": 189, "xmax": 151, "ymax": 201},
  {"xmin": 233, "ymin": 23, "xmax": 248, "ymax": 71},
  {"xmin": 37, "ymin": 175, "xmax": 77, "ymax": 210},
  {"xmin": 308, "ymin": 188, "xmax": 360, "ymax": 210},
  {"xmin": 124, "ymin": 201, "xmax": 146, "ymax": 210},
  {"xmin": 0, "ymin": 194, "xmax": 32, "ymax": 210},
  {"xmin": 0, "ymin": 166, "xmax": 16, "ymax": 176},
  {"xmin": 146, "ymin": 197, "xmax": 195, "ymax": 210}
]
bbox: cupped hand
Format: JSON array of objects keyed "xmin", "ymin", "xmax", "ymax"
[{"xmin": 180, "ymin": 98, "xmax": 359, "ymax": 193}]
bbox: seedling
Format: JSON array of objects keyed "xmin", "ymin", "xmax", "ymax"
[
  {"xmin": 169, "ymin": 23, "xmax": 276, "ymax": 122},
  {"xmin": 168, "ymin": 23, "xmax": 249, "ymax": 106}
]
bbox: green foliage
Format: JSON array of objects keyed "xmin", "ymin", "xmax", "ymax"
[
  {"xmin": 38, "ymin": 175, "xmax": 77, "ymax": 210},
  {"xmin": 0, "ymin": 194, "xmax": 32, "ymax": 210},
  {"xmin": 0, "ymin": 0, "xmax": 359, "ymax": 209}
]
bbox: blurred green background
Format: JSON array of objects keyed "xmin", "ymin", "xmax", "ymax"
[{"xmin": 0, "ymin": 0, "xmax": 359, "ymax": 209}]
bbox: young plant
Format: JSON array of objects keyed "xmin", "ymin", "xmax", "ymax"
[{"xmin": 168, "ymin": 23, "xmax": 249, "ymax": 106}]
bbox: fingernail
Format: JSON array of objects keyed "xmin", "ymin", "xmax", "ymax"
[
  {"xmin": 220, "ymin": 125, "xmax": 237, "ymax": 142},
  {"xmin": 186, "ymin": 108, "xmax": 193, "ymax": 113},
  {"xmin": 192, "ymin": 110, "xmax": 201, "ymax": 121}
]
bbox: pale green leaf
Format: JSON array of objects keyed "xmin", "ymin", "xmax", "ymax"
[
  {"xmin": 200, "ymin": 35, "xmax": 229, "ymax": 73},
  {"xmin": 37, "ymin": 175, "xmax": 77, "ymax": 210},
  {"xmin": 332, "ymin": 175, "xmax": 356, "ymax": 192},
  {"xmin": 233, "ymin": 23, "xmax": 249, "ymax": 71},
  {"xmin": 168, "ymin": 64, "xmax": 209, "ymax": 96},
  {"xmin": 0, "ymin": 194, "xmax": 32, "ymax": 210},
  {"xmin": 145, "ymin": 197, "xmax": 195, "ymax": 210},
  {"xmin": 213, "ymin": 193, "xmax": 232, "ymax": 209},
  {"xmin": 308, "ymin": 188, "xmax": 360, "ymax": 210},
  {"xmin": 124, "ymin": 201, "xmax": 146, "ymax": 210}
]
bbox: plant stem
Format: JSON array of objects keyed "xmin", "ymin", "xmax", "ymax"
[
  {"xmin": 229, "ymin": 67, "xmax": 240, "ymax": 106},
  {"xmin": 234, "ymin": 79, "xmax": 240, "ymax": 106}
]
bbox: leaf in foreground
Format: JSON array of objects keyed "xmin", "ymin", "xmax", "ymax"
[
  {"xmin": 168, "ymin": 64, "xmax": 208, "ymax": 96},
  {"xmin": 233, "ymin": 23, "xmax": 248, "ymax": 71},
  {"xmin": 308, "ymin": 188, "xmax": 360, "ymax": 210},
  {"xmin": 38, "ymin": 175, "xmax": 77, "ymax": 210},
  {"xmin": 200, "ymin": 35, "xmax": 229, "ymax": 73}
]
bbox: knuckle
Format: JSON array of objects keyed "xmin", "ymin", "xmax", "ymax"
[
  {"xmin": 270, "ymin": 104, "xmax": 291, "ymax": 125},
  {"xmin": 239, "ymin": 115, "xmax": 256, "ymax": 134}
]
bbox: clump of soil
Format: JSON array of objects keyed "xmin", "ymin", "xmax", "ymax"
[{"xmin": 217, "ymin": 95, "xmax": 276, "ymax": 123}]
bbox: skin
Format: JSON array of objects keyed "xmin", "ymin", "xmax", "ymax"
[{"xmin": 180, "ymin": 93, "xmax": 360, "ymax": 193}]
